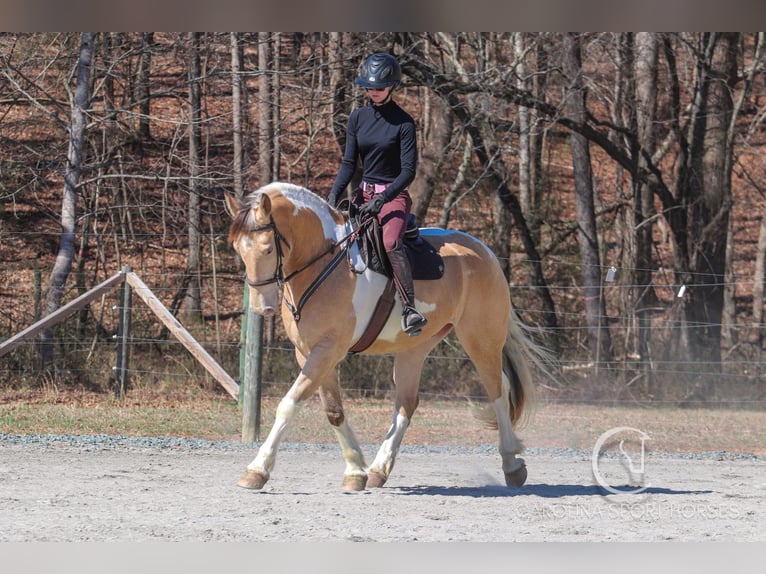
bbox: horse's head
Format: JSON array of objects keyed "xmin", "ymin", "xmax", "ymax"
[{"xmin": 226, "ymin": 191, "xmax": 282, "ymax": 317}]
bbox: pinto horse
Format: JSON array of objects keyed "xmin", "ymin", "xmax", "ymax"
[{"xmin": 225, "ymin": 182, "xmax": 547, "ymax": 491}]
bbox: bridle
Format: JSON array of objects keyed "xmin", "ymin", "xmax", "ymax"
[
  {"xmin": 242, "ymin": 213, "xmax": 372, "ymax": 321},
  {"xmin": 243, "ymin": 218, "xmax": 289, "ymax": 288}
]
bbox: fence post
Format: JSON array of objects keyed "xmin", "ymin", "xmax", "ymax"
[
  {"xmin": 238, "ymin": 285, "xmax": 249, "ymax": 395},
  {"xmin": 241, "ymin": 292, "xmax": 264, "ymax": 443},
  {"xmin": 114, "ymin": 266, "xmax": 132, "ymax": 398}
]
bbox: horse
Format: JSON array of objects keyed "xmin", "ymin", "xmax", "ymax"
[{"xmin": 225, "ymin": 181, "xmax": 548, "ymax": 491}]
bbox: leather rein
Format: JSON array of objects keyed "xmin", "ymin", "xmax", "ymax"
[{"xmin": 244, "ymin": 214, "xmax": 371, "ymax": 322}]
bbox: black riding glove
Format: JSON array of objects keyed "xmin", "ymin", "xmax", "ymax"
[
  {"xmin": 327, "ymin": 192, "xmax": 338, "ymax": 207},
  {"xmin": 360, "ymin": 194, "xmax": 386, "ymax": 217}
]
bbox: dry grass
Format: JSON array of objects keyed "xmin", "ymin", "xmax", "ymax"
[{"xmin": 1, "ymin": 385, "xmax": 764, "ymax": 456}]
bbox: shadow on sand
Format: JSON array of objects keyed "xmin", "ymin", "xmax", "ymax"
[{"xmin": 390, "ymin": 483, "xmax": 713, "ymax": 499}]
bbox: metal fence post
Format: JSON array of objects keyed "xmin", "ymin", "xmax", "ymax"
[{"xmin": 114, "ymin": 266, "xmax": 132, "ymax": 398}]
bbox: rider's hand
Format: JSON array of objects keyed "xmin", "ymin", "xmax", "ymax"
[
  {"xmin": 327, "ymin": 192, "xmax": 338, "ymax": 207},
  {"xmin": 360, "ymin": 195, "xmax": 386, "ymax": 217}
]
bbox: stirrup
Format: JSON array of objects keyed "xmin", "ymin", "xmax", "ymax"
[{"xmin": 402, "ymin": 306, "xmax": 427, "ymax": 336}]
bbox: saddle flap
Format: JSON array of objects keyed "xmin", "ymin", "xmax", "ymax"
[{"xmin": 351, "ymin": 213, "xmax": 444, "ymax": 280}]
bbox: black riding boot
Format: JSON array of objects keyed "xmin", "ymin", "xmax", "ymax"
[{"xmin": 386, "ymin": 244, "xmax": 427, "ymax": 336}]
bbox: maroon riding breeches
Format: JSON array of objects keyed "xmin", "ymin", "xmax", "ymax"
[{"xmin": 354, "ymin": 182, "xmax": 412, "ymax": 251}]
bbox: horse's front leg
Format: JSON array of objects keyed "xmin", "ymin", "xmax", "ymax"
[
  {"xmin": 237, "ymin": 347, "xmax": 326, "ymax": 490},
  {"xmin": 237, "ymin": 344, "xmax": 366, "ymax": 491},
  {"xmin": 237, "ymin": 382, "xmax": 304, "ymax": 490}
]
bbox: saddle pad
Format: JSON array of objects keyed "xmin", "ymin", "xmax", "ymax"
[{"xmin": 407, "ymin": 236, "xmax": 444, "ymax": 280}]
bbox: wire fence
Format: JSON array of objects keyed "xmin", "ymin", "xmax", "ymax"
[{"xmin": 1, "ymin": 247, "xmax": 766, "ymax": 408}]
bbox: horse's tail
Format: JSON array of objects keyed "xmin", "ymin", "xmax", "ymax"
[{"xmin": 474, "ymin": 309, "xmax": 554, "ymax": 429}]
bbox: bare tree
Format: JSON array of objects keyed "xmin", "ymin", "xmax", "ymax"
[
  {"xmin": 562, "ymin": 33, "xmax": 613, "ymax": 366},
  {"xmin": 401, "ymin": 33, "xmax": 559, "ymax": 333},
  {"xmin": 136, "ymin": 32, "xmax": 154, "ymax": 140},
  {"xmin": 257, "ymin": 32, "xmax": 273, "ymax": 184},
  {"xmin": 411, "ymin": 90, "xmax": 452, "ymax": 225},
  {"xmin": 633, "ymin": 32, "xmax": 660, "ymax": 387},
  {"xmin": 231, "ymin": 32, "xmax": 245, "ymax": 198},
  {"xmin": 668, "ymin": 33, "xmax": 739, "ymax": 365},
  {"xmin": 38, "ymin": 32, "xmax": 94, "ymax": 367},
  {"xmin": 182, "ymin": 32, "xmax": 202, "ymax": 321},
  {"xmin": 515, "ymin": 33, "xmax": 532, "ymax": 223},
  {"xmin": 725, "ymin": 33, "xmax": 763, "ymax": 353}
]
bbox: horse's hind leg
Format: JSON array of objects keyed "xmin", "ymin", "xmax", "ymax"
[
  {"xmin": 317, "ymin": 380, "xmax": 368, "ymax": 491},
  {"xmin": 367, "ymin": 345, "xmax": 432, "ymax": 488},
  {"xmin": 455, "ymin": 322, "xmax": 527, "ymax": 487}
]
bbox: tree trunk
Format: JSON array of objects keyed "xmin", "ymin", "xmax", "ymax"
[
  {"xmin": 272, "ymin": 32, "xmax": 282, "ymax": 181},
  {"xmin": 634, "ymin": 32, "xmax": 660, "ymax": 391},
  {"xmin": 328, "ymin": 32, "xmax": 347, "ymax": 154},
  {"xmin": 136, "ymin": 32, "xmax": 153, "ymax": 140},
  {"xmin": 682, "ymin": 33, "xmax": 738, "ymax": 366},
  {"xmin": 38, "ymin": 32, "xmax": 94, "ymax": 368},
  {"xmin": 515, "ymin": 33, "xmax": 532, "ymax": 223},
  {"xmin": 725, "ymin": 33, "xmax": 763, "ymax": 355},
  {"xmin": 257, "ymin": 32, "xmax": 273, "ymax": 184},
  {"xmin": 182, "ymin": 32, "xmax": 202, "ymax": 321},
  {"xmin": 411, "ymin": 91, "xmax": 452, "ymax": 225},
  {"xmin": 230, "ymin": 32, "xmax": 245, "ymax": 198},
  {"xmin": 529, "ymin": 35, "xmax": 549, "ymax": 245},
  {"xmin": 753, "ymin": 200, "xmax": 766, "ymax": 371},
  {"xmin": 562, "ymin": 33, "xmax": 613, "ymax": 366}
]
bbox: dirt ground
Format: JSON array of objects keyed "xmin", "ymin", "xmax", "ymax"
[{"xmin": 1, "ymin": 439, "xmax": 763, "ymax": 542}]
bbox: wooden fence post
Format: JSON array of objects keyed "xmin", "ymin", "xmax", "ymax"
[
  {"xmin": 114, "ymin": 266, "xmax": 132, "ymax": 398},
  {"xmin": 238, "ymin": 285, "xmax": 249, "ymax": 397},
  {"xmin": 241, "ymin": 297, "xmax": 264, "ymax": 443}
]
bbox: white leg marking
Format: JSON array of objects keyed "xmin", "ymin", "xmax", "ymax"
[
  {"xmin": 332, "ymin": 420, "xmax": 367, "ymax": 478},
  {"xmin": 492, "ymin": 395, "xmax": 524, "ymax": 474},
  {"xmin": 369, "ymin": 412, "xmax": 410, "ymax": 477},
  {"xmin": 492, "ymin": 394, "xmax": 524, "ymax": 472},
  {"xmin": 247, "ymin": 396, "xmax": 298, "ymax": 476}
]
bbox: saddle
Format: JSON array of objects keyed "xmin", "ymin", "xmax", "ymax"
[
  {"xmin": 350, "ymin": 207, "xmax": 445, "ymax": 280},
  {"xmin": 346, "ymin": 205, "xmax": 444, "ymax": 353}
]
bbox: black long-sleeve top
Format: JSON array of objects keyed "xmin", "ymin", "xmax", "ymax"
[{"xmin": 330, "ymin": 99, "xmax": 417, "ymax": 202}]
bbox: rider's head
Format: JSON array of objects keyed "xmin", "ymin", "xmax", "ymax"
[{"xmin": 355, "ymin": 52, "xmax": 401, "ymax": 90}]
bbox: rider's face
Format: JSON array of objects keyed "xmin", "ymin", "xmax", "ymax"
[{"xmin": 366, "ymin": 86, "xmax": 393, "ymax": 106}]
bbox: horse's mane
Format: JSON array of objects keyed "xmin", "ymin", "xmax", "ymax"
[{"xmin": 229, "ymin": 182, "xmax": 337, "ymax": 243}]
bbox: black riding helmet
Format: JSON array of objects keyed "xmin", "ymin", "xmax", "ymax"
[{"xmin": 355, "ymin": 53, "xmax": 401, "ymax": 89}]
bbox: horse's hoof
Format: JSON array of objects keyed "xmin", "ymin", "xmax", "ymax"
[
  {"xmin": 367, "ymin": 470, "xmax": 387, "ymax": 488},
  {"xmin": 505, "ymin": 463, "xmax": 528, "ymax": 488},
  {"xmin": 237, "ymin": 469, "xmax": 268, "ymax": 490},
  {"xmin": 342, "ymin": 474, "xmax": 368, "ymax": 491}
]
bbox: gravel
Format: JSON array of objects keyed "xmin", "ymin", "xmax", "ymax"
[
  {"xmin": 1, "ymin": 432, "xmax": 761, "ymax": 461},
  {"xmin": 2, "ymin": 431, "xmax": 764, "ymax": 542}
]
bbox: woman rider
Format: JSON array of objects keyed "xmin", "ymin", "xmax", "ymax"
[{"xmin": 327, "ymin": 52, "xmax": 427, "ymax": 336}]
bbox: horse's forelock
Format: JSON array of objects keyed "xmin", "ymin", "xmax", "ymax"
[{"xmin": 228, "ymin": 193, "xmax": 260, "ymax": 242}]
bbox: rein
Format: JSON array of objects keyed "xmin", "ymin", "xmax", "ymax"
[{"xmin": 244, "ymin": 213, "xmax": 372, "ymax": 321}]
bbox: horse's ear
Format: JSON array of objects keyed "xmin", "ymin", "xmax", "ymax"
[
  {"xmin": 224, "ymin": 192, "xmax": 242, "ymax": 219},
  {"xmin": 255, "ymin": 193, "xmax": 272, "ymax": 224}
]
